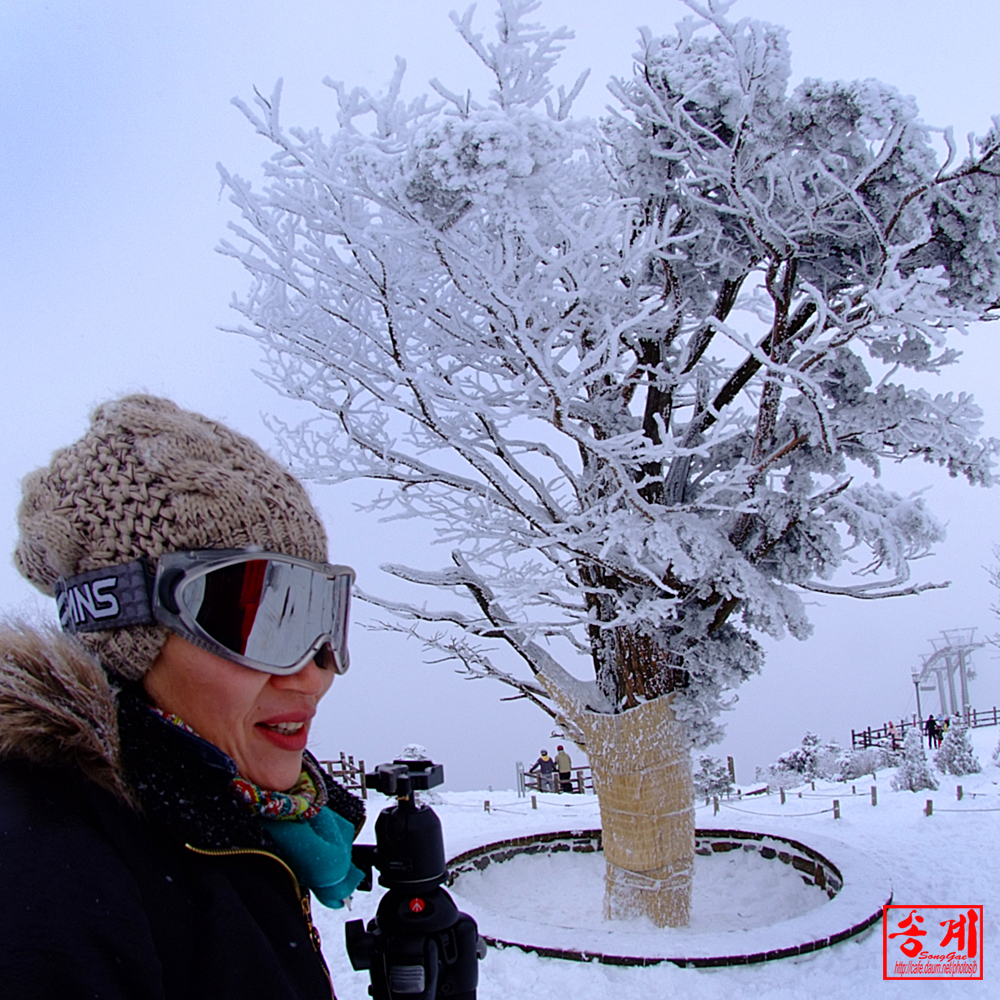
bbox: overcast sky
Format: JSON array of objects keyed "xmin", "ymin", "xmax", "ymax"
[{"xmin": 2, "ymin": 0, "xmax": 999, "ymax": 790}]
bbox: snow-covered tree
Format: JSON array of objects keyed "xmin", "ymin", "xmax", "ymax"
[
  {"xmin": 989, "ymin": 546, "xmax": 1000, "ymax": 649},
  {"xmin": 219, "ymin": 1, "xmax": 999, "ymax": 925},
  {"xmin": 892, "ymin": 727, "xmax": 940, "ymax": 792},
  {"xmin": 836, "ymin": 745, "xmax": 895, "ymax": 781},
  {"xmin": 759, "ymin": 731, "xmax": 843, "ymax": 785},
  {"xmin": 934, "ymin": 718, "xmax": 981, "ymax": 775},
  {"xmin": 693, "ymin": 754, "xmax": 733, "ymax": 797}
]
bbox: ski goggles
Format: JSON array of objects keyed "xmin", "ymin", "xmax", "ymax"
[{"xmin": 55, "ymin": 549, "xmax": 355, "ymax": 676}]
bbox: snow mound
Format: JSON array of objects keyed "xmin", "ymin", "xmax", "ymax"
[{"xmin": 451, "ymin": 843, "xmax": 825, "ymax": 933}]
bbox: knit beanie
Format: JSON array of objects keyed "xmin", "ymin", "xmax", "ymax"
[{"xmin": 14, "ymin": 395, "xmax": 328, "ymax": 680}]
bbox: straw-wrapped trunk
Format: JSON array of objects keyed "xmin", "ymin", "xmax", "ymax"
[
  {"xmin": 543, "ymin": 620, "xmax": 695, "ymax": 930},
  {"xmin": 576, "ymin": 695, "xmax": 694, "ymax": 927},
  {"xmin": 561, "ymin": 593, "xmax": 696, "ymax": 926}
]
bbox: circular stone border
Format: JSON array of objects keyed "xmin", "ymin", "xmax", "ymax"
[{"xmin": 446, "ymin": 827, "xmax": 892, "ymax": 968}]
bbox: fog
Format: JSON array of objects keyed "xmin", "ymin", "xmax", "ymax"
[{"xmin": 2, "ymin": 0, "xmax": 998, "ymax": 789}]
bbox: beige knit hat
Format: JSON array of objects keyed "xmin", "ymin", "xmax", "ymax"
[{"xmin": 15, "ymin": 395, "xmax": 328, "ymax": 680}]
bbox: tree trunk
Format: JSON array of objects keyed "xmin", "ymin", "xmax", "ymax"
[{"xmin": 553, "ymin": 689, "xmax": 694, "ymax": 927}]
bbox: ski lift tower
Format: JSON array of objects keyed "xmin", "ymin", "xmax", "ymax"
[{"xmin": 910, "ymin": 628, "xmax": 983, "ymax": 722}]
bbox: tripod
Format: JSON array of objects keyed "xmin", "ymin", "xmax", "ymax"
[{"xmin": 345, "ymin": 761, "xmax": 485, "ymax": 999}]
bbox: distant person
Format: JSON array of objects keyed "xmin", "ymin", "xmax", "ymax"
[
  {"xmin": 529, "ymin": 750, "xmax": 556, "ymax": 792},
  {"xmin": 888, "ymin": 720, "xmax": 899, "ymax": 751},
  {"xmin": 555, "ymin": 745, "xmax": 573, "ymax": 793},
  {"xmin": 926, "ymin": 714, "xmax": 938, "ymax": 749}
]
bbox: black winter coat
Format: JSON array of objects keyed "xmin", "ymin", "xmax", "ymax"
[{"xmin": 0, "ymin": 627, "xmax": 364, "ymax": 1000}]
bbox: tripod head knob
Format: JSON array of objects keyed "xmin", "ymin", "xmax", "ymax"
[{"xmin": 368, "ymin": 759, "xmax": 445, "ymax": 799}]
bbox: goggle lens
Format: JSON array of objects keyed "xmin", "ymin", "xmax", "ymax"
[{"xmin": 164, "ymin": 552, "xmax": 353, "ymax": 674}]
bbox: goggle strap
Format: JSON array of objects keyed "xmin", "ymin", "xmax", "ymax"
[{"xmin": 55, "ymin": 561, "xmax": 155, "ymax": 634}]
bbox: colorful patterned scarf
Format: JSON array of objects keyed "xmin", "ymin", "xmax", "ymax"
[{"xmin": 232, "ymin": 757, "xmax": 328, "ymax": 821}]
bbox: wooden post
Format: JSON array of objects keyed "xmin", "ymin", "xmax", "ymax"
[
  {"xmin": 925, "ymin": 799, "xmax": 933, "ymax": 817},
  {"xmin": 871, "ymin": 786, "xmax": 877, "ymax": 806},
  {"xmin": 531, "ymin": 795, "xmax": 537, "ymax": 810},
  {"xmin": 852, "ymin": 784, "xmax": 856, "ymax": 795},
  {"xmin": 780, "ymin": 788, "xmax": 786, "ymax": 805},
  {"xmin": 957, "ymin": 785, "xmax": 963, "ymax": 801},
  {"xmin": 833, "ymin": 799, "xmax": 840, "ymax": 819},
  {"xmin": 359, "ymin": 760, "xmax": 367, "ymax": 799},
  {"xmin": 727, "ymin": 756, "xmax": 736, "ymax": 784},
  {"xmin": 484, "ymin": 800, "xmax": 490, "ymax": 812},
  {"xmin": 811, "ymin": 780, "xmax": 815, "ymax": 791},
  {"xmin": 713, "ymin": 796, "xmax": 719, "ymax": 815}
]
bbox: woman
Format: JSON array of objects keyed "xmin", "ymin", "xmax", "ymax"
[{"xmin": 0, "ymin": 395, "xmax": 364, "ymax": 999}]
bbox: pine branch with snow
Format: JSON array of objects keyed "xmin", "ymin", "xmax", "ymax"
[
  {"xmin": 692, "ymin": 754, "xmax": 733, "ymax": 797},
  {"xmin": 892, "ymin": 727, "xmax": 939, "ymax": 792},
  {"xmin": 758, "ymin": 731, "xmax": 843, "ymax": 786},
  {"xmin": 836, "ymin": 745, "xmax": 897, "ymax": 781},
  {"xmin": 934, "ymin": 719, "xmax": 981, "ymax": 775}
]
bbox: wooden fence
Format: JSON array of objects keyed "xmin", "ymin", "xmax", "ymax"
[
  {"xmin": 318, "ymin": 752, "xmax": 367, "ymax": 798},
  {"xmin": 852, "ymin": 705, "xmax": 1000, "ymax": 750}
]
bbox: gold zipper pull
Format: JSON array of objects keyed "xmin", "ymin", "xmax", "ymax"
[{"xmin": 301, "ymin": 893, "xmax": 323, "ymax": 951}]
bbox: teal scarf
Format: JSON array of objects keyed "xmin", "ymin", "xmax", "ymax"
[{"xmin": 262, "ymin": 808, "xmax": 364, "ymax": 908}]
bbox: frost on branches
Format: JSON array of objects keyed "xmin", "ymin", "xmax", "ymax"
[
  {"xmin": 219, "ymin": 0, "xmax": 999, "ymax": 925},
  {"xmin": 934, "ymin": 719, "xmax": 981, "ymax": 775},
  {"xmin": 892, "ymin": 727, "xmax": 939, "ymax": 792}
]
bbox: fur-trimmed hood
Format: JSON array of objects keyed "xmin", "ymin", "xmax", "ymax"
[
  {"xmin": 0, "ymin": 621, "xmax": 365, "ymax": 839},
  {"xmin": 0, "ymin": 622, "xmax": 131, "ymax": 803}
]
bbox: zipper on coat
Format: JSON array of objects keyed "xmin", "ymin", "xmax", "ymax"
[{"xmin": 184, "ymin": 843, "xmax": 334, "ymax": 997}]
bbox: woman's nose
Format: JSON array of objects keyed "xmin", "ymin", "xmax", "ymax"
[{"xmin": 270, "ymin": 657, "xmax": 333, "ymax": 696}]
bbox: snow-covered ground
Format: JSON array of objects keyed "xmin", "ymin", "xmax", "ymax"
[{"xmin": 315, "ymin": 727, "xmax": 1000, "ymax": 997}]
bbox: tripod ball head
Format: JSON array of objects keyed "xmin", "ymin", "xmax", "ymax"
[{"xmin": 366, "ymin": 760, "xmax": 447, "ymax": 891}]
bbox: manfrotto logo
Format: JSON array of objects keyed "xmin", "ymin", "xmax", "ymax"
[
  {"xmin": 57, "ymin": 576, "xmax": 121, "ymax": 627},
  {"xmin": 883, "ymin": 905, "xmax": 983, "ymax": 980}
]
